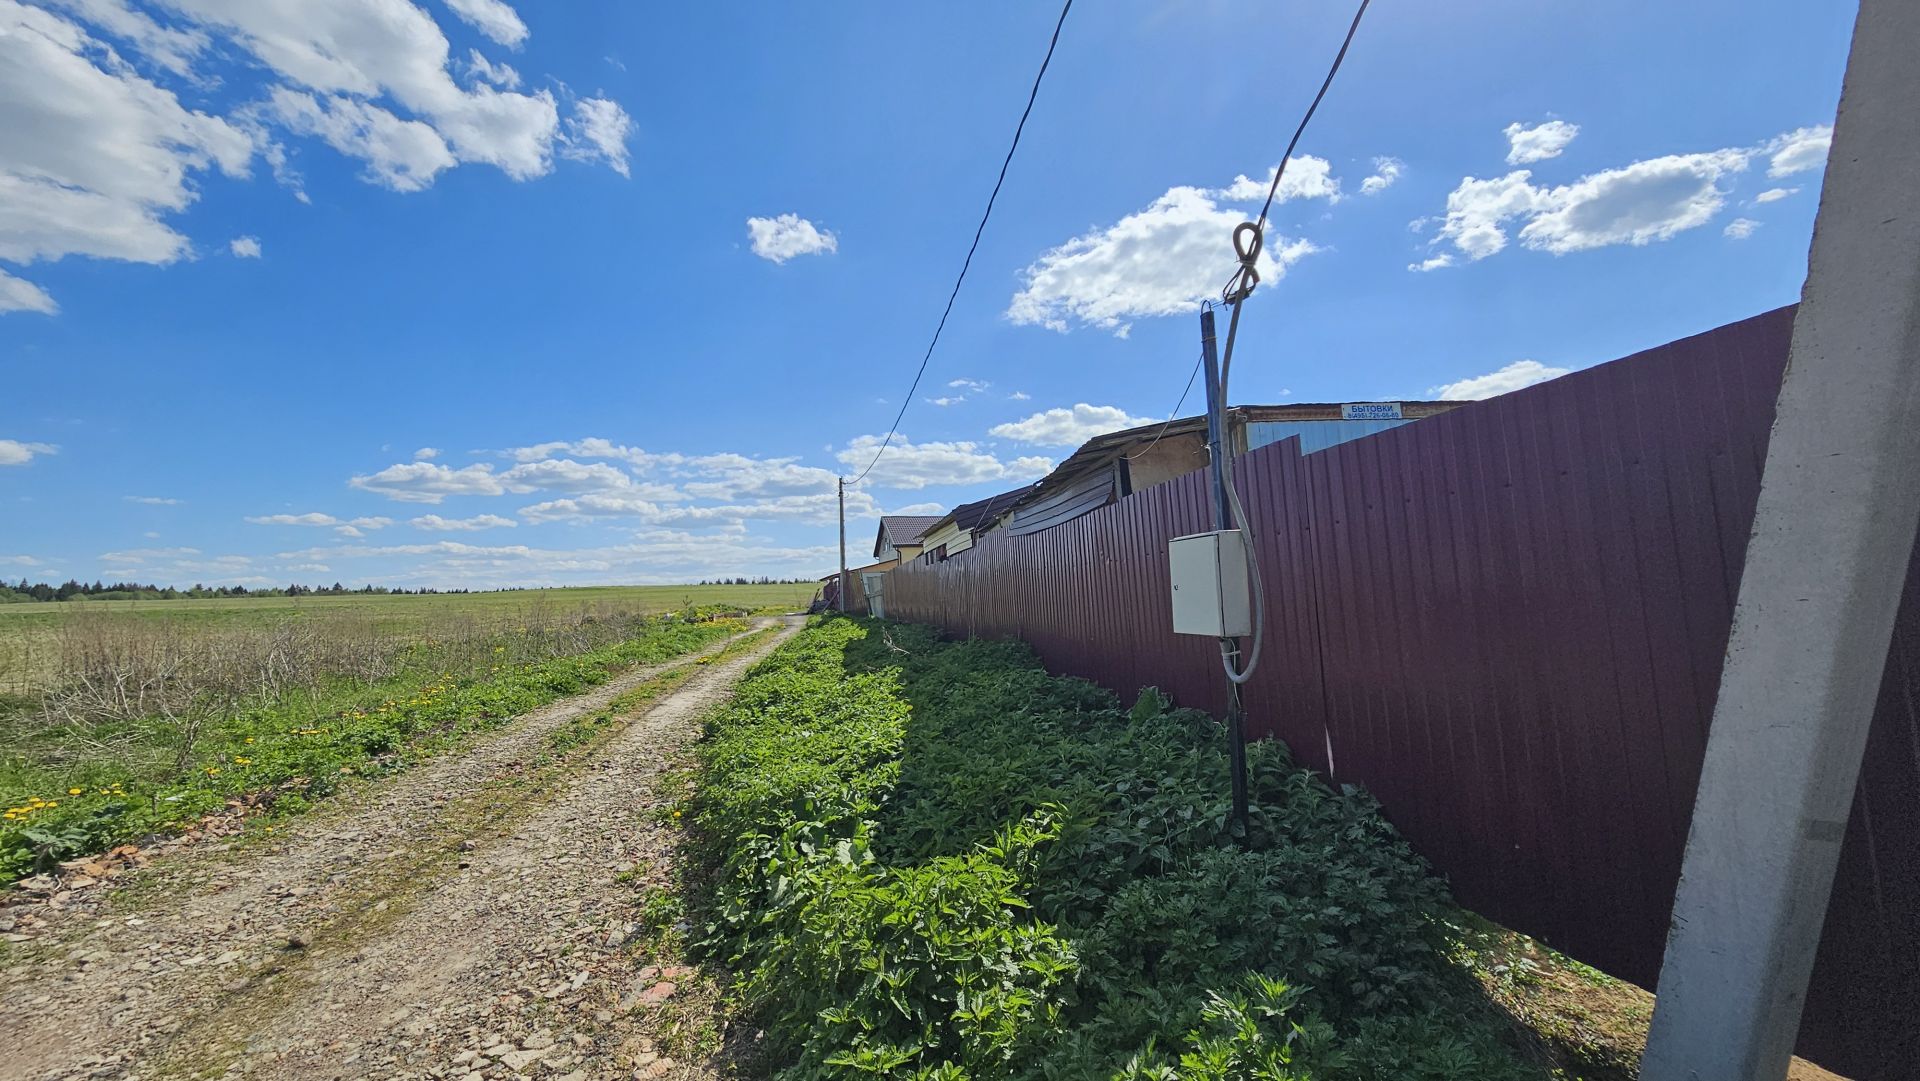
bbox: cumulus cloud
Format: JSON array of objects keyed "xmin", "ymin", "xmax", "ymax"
[
  {"xmin": 229, "ymin": 235, "xmax": 262, "ymax": 258},
  {"xmin": 442, "ymin": 0, "xmax": 527, "ymax": 48},
  {"xmin": 0, "ymin": 270, "xmax": 58, "ymax": 315},
  {"xmin": 1423, "ymin": 149, "xmax": 1749, "ymax": 263},
  {"xmin": 0, "ymin": 0, "xmax": 253, "ymax": 311},
  {"xmin": 1414, "ymin": 122, "xmax": 1834, "ymax": 270},
  {"xmin": 0, "ymin": 439, "xmax": 57, "ymax": 466},
  {"xmin": 463, "ymin": 49, "xmax": 520, "ymax": 89},
  {"xmin": 1504, "ymin": 120, "xmax": 1579, "ymax": 164},
  {"xmin": 1007, "ymin": 185, "xmax": 1318, "ymax": 335},
  {"xmin": 747, "ymin": 214, "xmax": 838, "ymax": 263},
  {"xmin": 1723, "ymin": 217, "xmax": 1760, "ymax": 239},
  {"xmin": 927, "ymin": 396, "xmax": 966, "ymax": 407},
  {"xmin": 0, "ymin": 0, "xmax": 630, "ymax": 312},
  {"xmin": 1430, "ymin": 360, "xmax": 1571, "ymax": 400},
  {"xmin": 1359, "ymin": 156, "xmax": 1404, "ymax": 196},
  {"xmin": 835, "ymin": 435, "xmax": 1051, "ymax": 491},
  {"xmin": 409, "ymin": 513, "xmax": 516, "ymax": 530},
  {"xmin": 990, "ymin": 404, "xmax": 1156, "ymax": 447},
  {"xmin": 503, "ymin": 438, "xmax": 669, "ymax": 469},
  {"xmin": 349, "ymin": 461, "xmax": 512, "ymax": 502},
  {"xmin": 245, "ymin": 512, "xmax": 394, "ymax": 538},
  {"xmin": 413, "ymin": 447, "xmax": 440, "ymax": 460},
  {"xmin": 561, "ymin": 97, "xmax": 634, "ymax": 177},
  {"xmin": 1766, "ymin": 125, "xmax": 1831, "ymax": 178},
  {"xmin": 349, "ymin": 455, "xmax": 662, "ymax": 502},
  {"xmin": 1212, "ymin": 155, "xmax": 1343, "ymax": 203}
]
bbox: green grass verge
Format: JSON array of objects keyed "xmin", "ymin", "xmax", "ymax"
[
  {"xmin": 690, "ymin": 617, "xmax": 1546, "ymax": 1081},
  {"xmin": 1, "ymin": 614, "xmax": 750, "ymax": 883}
]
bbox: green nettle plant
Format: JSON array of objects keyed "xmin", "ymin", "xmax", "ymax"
[{"xmin": 690, "ymin": 619, "xmax": 1540, "ymax": 1081}]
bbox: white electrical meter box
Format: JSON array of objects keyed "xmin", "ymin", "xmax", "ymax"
[{"xmin": 1168, "ymin": 530, "xmax": 1253, "ymax": 637}]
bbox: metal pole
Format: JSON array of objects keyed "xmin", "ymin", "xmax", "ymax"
[
  {"xmin": 837, "ymin": 477, "xmax": 849, "ymax": 614},
  {"xmin": 1202, "ymin": 306, "xmax": 1250, "ymax": 839},
  {"xmin": 1642, "ymin": 1, "xmax": 1920, "ymax": 1075}
]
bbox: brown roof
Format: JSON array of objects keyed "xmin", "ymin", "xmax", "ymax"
[{"xmin": 874, "ymin": 515, "xmax": 943, "ymax": 557}]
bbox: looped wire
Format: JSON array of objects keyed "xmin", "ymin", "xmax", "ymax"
[{"xmin": 1223, "ymin": 220, "xmax": 1263, "ymax": 304}]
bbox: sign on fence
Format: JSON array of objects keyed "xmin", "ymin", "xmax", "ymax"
[{"xmin": 1340, "ymin": 402, "xmax": 1403, "ymax": 420}]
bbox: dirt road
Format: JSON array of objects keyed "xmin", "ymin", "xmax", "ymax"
[{"xmin": 0, "ymin": 616, "xmax": 802, "ymax": 1081}]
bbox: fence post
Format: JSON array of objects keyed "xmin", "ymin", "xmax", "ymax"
[{"xmin": 1641, "ymin": 2, "xmax": 1920, "ymax": 1077}]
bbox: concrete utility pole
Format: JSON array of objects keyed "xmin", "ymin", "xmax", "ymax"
[
  {"xmin": 1641, "ymin": 2, "xmax": 1920, "ymax": 1078},
  {"xmin": 837, "ymin": 477, "xmax": 849, "ymax": 614}
]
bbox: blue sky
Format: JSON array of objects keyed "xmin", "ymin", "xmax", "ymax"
[{"xmin": 0, "ymin": 0, "xmax": 1855, "ymax": 589}]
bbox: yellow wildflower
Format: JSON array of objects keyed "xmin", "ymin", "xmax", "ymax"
[{"xmin": 68, "ymin": 787, "xmax": 84, "ymax": 795}]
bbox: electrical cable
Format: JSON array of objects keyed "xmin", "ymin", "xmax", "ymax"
[
  {"xmin": 847, "ymin": 0, "xmax": 1074, "ymax": 488},
  {"xmin": 1120, "ymin": 349, "xmax": 1205, "ymax": 462},
  {"xmin": 1214, "ymin": 0, "xmax": 1372, "ymax": 686}
]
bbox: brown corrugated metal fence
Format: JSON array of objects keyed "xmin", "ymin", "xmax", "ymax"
[{"xmin": 882, "ymin": 306, "xmax": 1918, "ymax": 1080}]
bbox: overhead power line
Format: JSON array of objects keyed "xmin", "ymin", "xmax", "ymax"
[
  {"xmin": 847, "ymin": 0, "xmax": 1074, "ymax": 487},
  {"xmin": 1222, "ymin": 0, "xmax": 1372, "ymax": 306},
  {"xmin": 1121, "ymin": 349, "xmax": 1204, "ymax": 462}
]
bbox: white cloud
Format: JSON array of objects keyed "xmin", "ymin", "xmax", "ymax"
[
  {"xmin": 441, "ymin": 0, "xmax": 527, "ymax": 48},
  {"xmin": 1504, "ymin": 120, "xmax": 1580, "ymax": 164},
  {"xmin": 0, "ymin": 439, "xmax": 57, "ymax": 466},
  {"xmin": 413, "ymin": 446, "xmax": 440, "ymax": 460},
  {"xmin": 1008, "ymin": 391, "xmax": 1031, "ymax": 401},
  {"xmin": 989, "ymin": 403, "xmax": 1155, "ymax": 447},
  {"xmin": 463, "ymin": 48, "xmax": 520, "ymax": 89},
  {"xmin": 927, "ymin": 395, "xmax": 966, "ymax": 407},
  {"xmin": 1766, "ymin": 125, "xmax": 1831, "ymax": 178},
  {"xmin": 0, "ymin": 1, "xmax": 253, "ymax": 309},
  {"xmin": 948, "ymin": 378, "xmax": 989, "ymax": 391},
  {"xmin": 1430, "ymin": 360, "xmax": 1571, "ymax": 400},
  {"xmin": 245, "ymin": 512, "xmax": 394, "ymax": 538},
  {"xmin": 890, "ymin": 502, "xmax": 945, "ymax": 516},
  {"xmin": 1723, "ymin": 217, "xmax": 1760, "ymax": 240},
  {"xmin": 1418, "ymin": 122, "xmax": 1836, "ymax": 269},
  {"xmin": 746, "ymin": 214, "xmax": 838, "ymax": 263},
  {"xmin": 1, "ymin": 0, "xmax": 630, "ymax": 315},
  {"xmin": 678, "ymin": 454, "xmax": 837, "ymax": 501},
  {"xmin": 229, "ymin": 235, "xmax": 262, "ymax": 258},
  {"xmin": 496, "ymin": 458, "xmax": 636, "ymax": 492},
  {"xmin": 1408, "ymin": 253, "xmax": 1455, "ymax": 272},
  {"xmin": 349, "ymin": 461, "xmax": 511, "ymax": 502},
  {"xmin": 504, "ymin": 437, "xmax": 670, "ymax": 469},
  {"xmin": 561, "ymin": 97, "xmax": 633, "ymax": 177},
  {"xmin": 1360, "ymin": 157, "xmax": 1404, "ymax": 196},
  {"xmin": 124, "ymin": 495, "xmax": 182, "ymax": 505},
  {"xmin": 267, "ymin": 89, "xmax": 456, "ymax": 193},
  {"xmin": 409, "ymin": 513, "xmax": 516, "ymax": 530},
  {"xmin": 0, "ymin": 269, "xmax": 58, "ymax": 314},
  {"xmin": 1008, "ymin": 185, "xmax": 1318, "ymax": 335},
  {"xmin": 349, "ymin": 455, "xmax": 655, "ymax": 502},
  {"xmin": 1426, "ymin": 149, "xmax": 1750, "ymax": 263},
  {"xmin": 42, "ymin": 0, "xmax": 208, "ymax": 76},
  {"xmin": 835, "ymin": 435, "xmax": 1051, "ymax": 491},
  {"xmin": 1212, "ymin": 156, "xmax": 1342, "ymax": 203}
]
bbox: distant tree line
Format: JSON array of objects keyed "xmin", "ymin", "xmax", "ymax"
[
  {"xmin": 0, "ymin": 579, "xmax": 473, "ymax": 603},
  {"xmin": 694, "ymin": 577, "xmax": 813, "ymax": 585}
]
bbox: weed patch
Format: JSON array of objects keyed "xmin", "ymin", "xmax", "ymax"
[{"xmin": 690, "ymin": 618, "xmax": 1542, "ymax": 1080}]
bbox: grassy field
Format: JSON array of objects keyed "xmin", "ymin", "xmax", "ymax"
[{"xmin": 0, "ymin": 583, "xmax": 814, "ymax": 696}]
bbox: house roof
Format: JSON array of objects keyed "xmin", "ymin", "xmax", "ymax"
[
  {"xmin": 876, "ymin": 515, "xmax": 943, "ymax": 550},
  {"xmin": 1002, "ymin": 401, "xmax": 1467, "ymax": 521},
  {"xmin": 932, "ymin": 485, "xmax": 1037, "ymax": 534}
]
